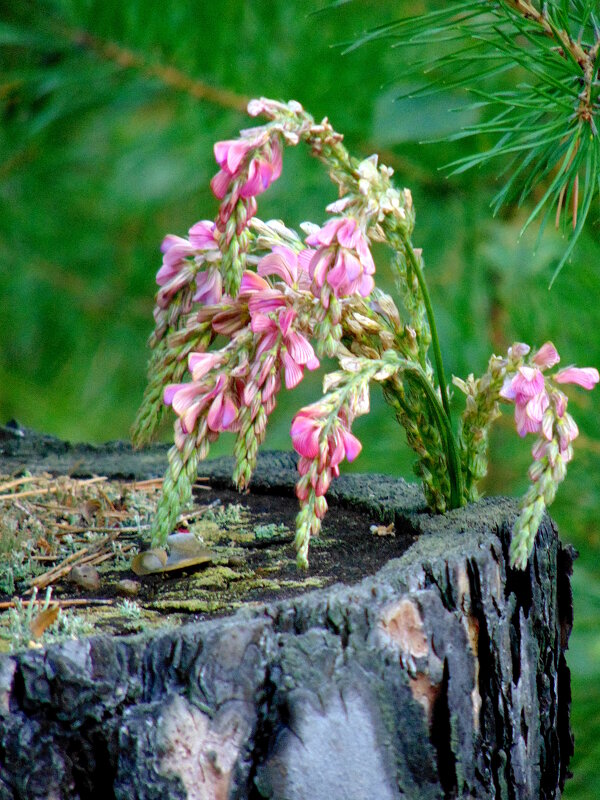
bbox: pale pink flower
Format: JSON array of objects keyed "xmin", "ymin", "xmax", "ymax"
[
  {"xmin": 257, "ymin": 246, "xmax": 313, "ymax": 290},
  {"xmin": 532, "ymin": 342, "xmax": 560, "ymax": 369},
  {"xmin": 507, "ymin": 342, "xmax": 530, "ymax": 361},
  {"xmin": 188, "ymin": 220, "xmax": 219, "ymax": 251},
  {"xmin": 188, "ymin": 352, "xmax": 222, "ymax": 381},
  {"xmin": 156, "ymin": 235, "xmax": 196, "ymax": 287},
  {"xmin": 501, "ymin": 366, "xmax": 549, "ymax": 437},
  {"xmin": 250, "ymin": 307, "xmax": 319, "ymax": 389},
  {"xmin": 305, "ymin": 217, "xmax": 375, "ymax": 301},
  {"xmin": 193, "ymin": 267, "xmax": 222, "ymax": 306},
  {"xmin": 157, "ymin": 221, "xmax": 221, "ymax": 308},
  {"xmin": 554, "ymin": 366, "xmax": 600, "ymax": 391}
]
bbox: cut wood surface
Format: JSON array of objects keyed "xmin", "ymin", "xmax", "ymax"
[{"xmin": 0, "ymin": 423, "xmax": 574, "ymax": 799}]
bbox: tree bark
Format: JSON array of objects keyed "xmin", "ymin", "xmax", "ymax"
[{"xmin": 0, "ymin": 424, "xmax": 574, "ymax": 799}]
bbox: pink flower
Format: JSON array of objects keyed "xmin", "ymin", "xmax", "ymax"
[
  {"xmin": 250, "ymin": 307, "xmax": 319, "ymax": 390},
  {"xmin": 156, "ymin": 221, "xmax": 221, "ymax": 308},
  {"xmin": 257, "ymin": 246, "xmax": 313, "ymax": 290},
  {"xmin": 501, "ymin": 366, "xmax": 549, "ymax": 437},
  {"xmin": 193, "ymin": 267, "xmax": 222, "ymax": 306},
  {"xmin": 156, "ymin": 235, "xmax": 196, "ymax": 287},
  {"xmin": 164, "ymin": 372, "xmax": 239, "ymax": 435},
  {"xmin": 291, "ymin": 408, "xmax": 362, "ymax": 469},
  {"xmin": 291, "ymin": 408, "xmax": 322, "ymax": 459},
  {"xmin": 532, "ymin": 342, "xmax": 560, "ymax": 370},
  {"xmin": 188, "ymin": 220, "xmax": 219, "ymax": 251},
  {"xmin": 210, "ymin": 133, "xmax": 282, "ymax": 201},
  {"xmin": 554, "ymin": 366, "xmax": 600, "ymax": 391},
  {"xmin": 305, "ymin": 217, "xmax": 375, "ymax": 301}
]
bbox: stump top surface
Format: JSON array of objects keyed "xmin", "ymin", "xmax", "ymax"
[{"xmin": 0, "ymin": 422, "xmax": 521, "ymax": 645}]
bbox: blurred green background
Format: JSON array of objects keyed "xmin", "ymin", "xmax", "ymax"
[{"xmin": 1, "ymin": 1, "xmax": 598, "ymax": 795}]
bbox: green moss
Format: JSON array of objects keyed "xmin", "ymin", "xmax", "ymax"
[{"xmin": 149, "ymin": 598, "xmax": 241, "ymax": 614}]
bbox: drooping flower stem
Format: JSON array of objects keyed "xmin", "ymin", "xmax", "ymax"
[{"xmin": 403, "ymin": 239, "xmax": 452, "ymax": 424}]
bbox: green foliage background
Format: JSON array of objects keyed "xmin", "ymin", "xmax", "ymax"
[{"xmin": 1, "ymin": 1, "xmax": 599, "ymax": 795}]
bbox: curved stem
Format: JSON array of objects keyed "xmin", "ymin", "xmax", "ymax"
[{"xmin": 403, "ymin": 240, "xmax": 452, "ymax": 422}]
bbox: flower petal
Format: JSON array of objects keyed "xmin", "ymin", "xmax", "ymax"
[{"xmin": 554, "ymin": 366, "xmax": 600, "ymax": 390}]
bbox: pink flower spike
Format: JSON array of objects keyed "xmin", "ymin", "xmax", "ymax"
[
  {"xmin": 533, "ymin": 342, "xmax": 560, "ymax": 370},
  {"xmin": 554, "ymin": 366, "xmax": 600, "ymax": 390}
]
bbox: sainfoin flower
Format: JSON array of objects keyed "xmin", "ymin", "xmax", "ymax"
[
  {"xmin": 501, "ymin": 343, "xmax": 599, "ymax": 439},
  {"xmin": 500, "ymin": 366, "xmax": 549, "ymax": 437},
  {"xmin": 305, "ymin": 217, "xmax": 375, "ymax": 302},
  {"xmin": 291, "ymin": 407, "xmax": 362, "ymax": 500},
  {"xmin": 210, "ymin": 133, "xmax": 282, "ymax": 201},
  {"xmin": 164, "ymin": 361, "xmax": 240, "ymax": 435},
  {"xmin": 249, "ymin": 307, "xmax": 319, "ymax": 391},
  {"xmin": 156, "ymin": 221, "xmax": 220, "ymax": 308}
]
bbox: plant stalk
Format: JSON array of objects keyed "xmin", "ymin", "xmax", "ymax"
[{"xmin": 403, "ymin": 240, "xmax": 452, "ymax": 423}]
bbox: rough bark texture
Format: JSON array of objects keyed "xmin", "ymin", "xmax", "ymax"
[{"xmin": 0, "ymin": 423, "xmax": 574, "ymax": 799}]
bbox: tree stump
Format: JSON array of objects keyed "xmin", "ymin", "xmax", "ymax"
[{"xmin": 0, "ymin": 423, "xmax": 574, "ymax": 799}]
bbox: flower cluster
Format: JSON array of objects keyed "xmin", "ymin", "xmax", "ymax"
[
  {"xmin": 498, "ymin": 342, "xmax": 599, "ymax": 567},
  {"xmin": 135, "ymin": 97, "xmax": 598, "ymax": 571},
  {"xmin": 291, "ymin": 403, "xmax": 363, "ymax": 568}
]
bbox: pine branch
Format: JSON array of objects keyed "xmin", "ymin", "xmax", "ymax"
[{"xmin": 352, "ymin": 0, "xmax": 600, "ymax": 279}]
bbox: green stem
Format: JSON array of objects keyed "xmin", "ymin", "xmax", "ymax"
[
  {"xmin": 403, "ymin": 240, "xmax": 452, "ymax": 423},
  {"xmin": 405, "ymin": 363, "xmax": 464, "ymax": 510}
]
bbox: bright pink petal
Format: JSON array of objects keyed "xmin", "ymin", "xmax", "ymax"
[
  {"xmin": 554, "ymin": 366, "xmax": 599, "ymax": 390},
  {"xmin": 210, "ymin": 169, "xmax": 233, "ymax": 200},
  {"xmin": 193, "ymin": 269, "xmax": 222, "ymax": 305},
  {"xmin": 286, "ymin": 331, "xmax": 317, "ymax": 366},
  {"xmin": 240, "ymin": 270, "xmax": 270, "ymax": 293},
  {"xmin": 358, "ymin": 273, "xmax": 375, "ymax": 297},
  {"xmin": 526, "ymin": 391, "xmax": 549, "ymax": 423},
  {"xmin": 250, "ymin": 312, "xmax": 275, "ymax": 334},
  {"xmin": 291, "ymin": 413, "xmax": 321, "ymax": 458},
  {"xmin": 341, "ymin": 428, "xmax": 362, "ymax": 462},
  {"xmin": 309, "ymin": 250, "xmax": 332, "ymax": 288},
  {"xmin": 188, "ymin": 352, "xmax": 220, "ymax": 380},
  {"xmin": 336, "ymin": 218, "xmax": 359, "ymax": 249},
  {"xmin": 282, "ymin": 352, "xmax": 304, "ymax": 389}
]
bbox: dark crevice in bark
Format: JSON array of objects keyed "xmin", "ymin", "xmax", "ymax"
[
  {"xmin": 430, "ymin": 659, "xmax": 457, "ymax": 798},
  {"xmin": 466, "ymin": 558, "xmax": 508, "ymax": 800},
  {"xmin": 246, "ymin": 663, "xmax": 278, "ymax": 800},
  {"xmin": 68, "ymin": 724, "xmax": 117, "ymax": 800}
]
